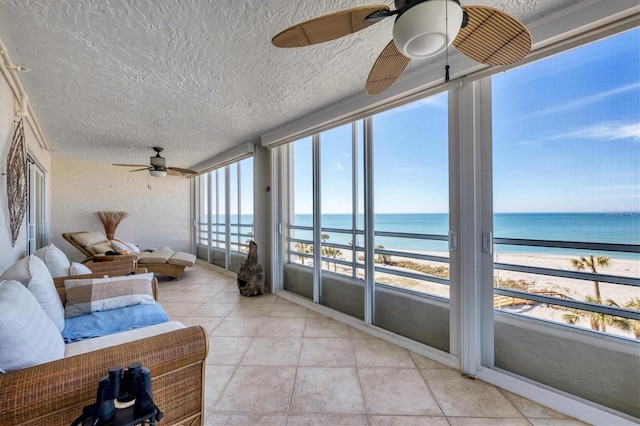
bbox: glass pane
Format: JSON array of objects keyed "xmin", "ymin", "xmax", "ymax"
[
  {"xmin": 320, "ymin": 122, "xmax": 365, "ymax": 319},
  {"xmin": 372, "ymin": 92, "xmax": 451, "ymax": 352},
  {"xmin": 285, "ymin": 137, "xmax": 314, "ymax": 299},
  {"xmin": 492, "ymin": 28, "xmax": 640, "ymax": 416},
  {"xmin": 212, "ymin": 169, "xmax": 226, "ymax": 268}
]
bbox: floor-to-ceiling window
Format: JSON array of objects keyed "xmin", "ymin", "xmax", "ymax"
[
  {"xmin": 273, "ymin": 23, "xmax": 639, "ymax": 423},
  {"xmin": 371, "ymin": 94, "xmax": 451, "ymax": 351},
  {"xmin": 196, "ymin": 156, "xmax": 254, "ymax": 272},
  {"xmin": 489, "ymin": 28, "xmax": 639, "ymax": 418},
  {"xmin": 281, "ymin": 93, "xmax": 452, "ymax": 352}
]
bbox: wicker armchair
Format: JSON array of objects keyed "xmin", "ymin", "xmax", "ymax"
[
  {"xmin": 0, "ymin": 326, "xmax": 208, "ymax": 425},
  {"xmin": 0, "ymin": 268, "xmax": 209, "ymax": 425}
]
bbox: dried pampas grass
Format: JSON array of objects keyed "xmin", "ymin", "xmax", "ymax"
[{"xmin": 96, "ymin": 211, "xmax": 128, "ymax": 240}]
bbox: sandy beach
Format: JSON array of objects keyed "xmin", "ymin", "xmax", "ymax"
[{"xmin": 311, "ymin": 248, "xmax": 640, "ymax": 339}]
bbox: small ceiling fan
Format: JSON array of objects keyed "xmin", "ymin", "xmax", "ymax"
[
  {"xmin": 113, "ymin": 147, "xmax": 197, "ymax": 177},
  {"xmin": 272, "ymin": 0, "xmax": 531, "ymax": 95}
]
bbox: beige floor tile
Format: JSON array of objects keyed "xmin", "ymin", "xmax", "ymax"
[
  {"xmin": 419, "ymin": 368, "xmax": 522, "ymax": 418},
  {"xmin": 259, "ymin": 317, "xmax": 307, "ymax": 337},
  {"xmin": 159, "ymin": 263, "xmax": 583, "ymax": 425},
  {"xmin": 172, "ymin": 316, "xmax": 224, "ymax": 333},
  {"xmin": 499, "ymin": 389, "xmax": 572, "ymax": 419},
  {"xmin": 367, "ymin": 415, "xmax": 450, "ymax": 425},
  {"xmin": 353, "ymin": 338, "xmax": 415, "ymax": 368},
  {"xmin": 207, "ymin": 336, "xmax": 253, "ymax": 365},
  {"xmin": 527, "ymin": 419, "xmax": 592, "ymax": 426},
  {"xmin": 290, "ymin": 367, "xmax": 366, "ymax": 414},
  {"xmin": 208, "ymin": 291, "xmax": 242, "ymax": 303},
  {"xmin": 240, "ymin": 337, "xmax": 302, "ymax": 366},
  {"xmin": 214, "ymin": 366, "xmax": 296, "ymax": 413},
  {"xmin": 159, "ymin": 291, "xmax": 219, "ymax": 303},
  {"xmin": 447, "ymin": 418, "xmax": 531, "ymax": 426},
  {"xmin": 286, "ymin": 413, "xmax": 367, "ymax": 425},
  {"xmin": 349, "ymin": 326, "xmax": 377, "ymax": 339},
  {"xmin": 409, "ymin": 352, "xmax": 450, "ymax": 369},
  {"xmin": 228, "ymin": 302, "xmax": 274, "ymax": 317},
  {"xmin": 210, "ymin": 317, "xmax": 265, "ymax": 336},
  {"xmin": 359, "ymin": 368, "xmax": 442, "ymax": 416},
  {"xmin": 269, "ymin": 302, "xmax": 309, "ymax": 317},
  {"xmin": 204, "ymin": 412, "xmax": 287, "ymax": 425},
  {"xmin": 192, "ymin": 302, "xmax": 238, "ymax": 317},
  {"xmin": 204, "ymin": 365, "xmax": 236, "ymax": 411},
  {"xmin": 304, "ymin": 318, "xmax": 352, "ymax": 337},
  {"xmin": 298, "ymin": 338, "xmax": 356, "ymax": 367},
  {"xmin": 161, "ymin": 301, "xmax": 205, "ymax": 316}
]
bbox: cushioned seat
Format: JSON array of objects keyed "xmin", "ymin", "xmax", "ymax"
[
  {"xmin": 63, "ymin": 232, "xmax": 196, "ymax": 280},
  {"xmin": 168, "ymin": 251, "xmax": 197, "ymax": 267},
  {"xmin": 137, "ymin": 246, "xmax": 175, "ymax": 263}
]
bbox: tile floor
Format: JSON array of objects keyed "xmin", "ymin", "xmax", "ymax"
[{"xmin": 158, "ymin": 263, "xmax": 587, "ymax": 426}]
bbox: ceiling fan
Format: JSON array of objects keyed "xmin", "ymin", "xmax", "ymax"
[
  {"xmin": 272, "ymin": 0, "xmax": 532, "ymax": 95},
  {"xmin": 113, "ymin": 147, "xmax": 197, "ymax": 177}
]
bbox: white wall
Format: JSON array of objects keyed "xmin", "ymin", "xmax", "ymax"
[
  {"xmin": 0, "ymin": 66, "xmax": 52, "ymax": 273},
  {"xmin": 50, "ymin": 157, "xmax": 191, "ymax": 262}
]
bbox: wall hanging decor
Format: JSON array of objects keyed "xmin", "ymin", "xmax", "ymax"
[
  {"xmin": 96, "ymin": 210, "xmax": 128, "ymax": 240},
  {"xmin": 6, "ymin": 119, "xmax": 27, "ymax": 247}
]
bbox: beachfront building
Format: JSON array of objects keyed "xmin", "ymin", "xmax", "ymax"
[{"xmin": 0, "ymin": 1, "xmax": 638, "ymax": 424}]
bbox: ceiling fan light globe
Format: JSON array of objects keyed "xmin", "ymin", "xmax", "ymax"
[
  {"xmin": 393, "ymin": 0, "xmax": 463, "ymax": 59},
  {"xmin": 149, "ymin": 169, "xmax": 167, "ymax": 178}
]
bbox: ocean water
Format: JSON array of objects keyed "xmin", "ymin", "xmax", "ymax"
[{"xmin": 284, "ymin": 212, "xmax": 640, "ymax": 260}]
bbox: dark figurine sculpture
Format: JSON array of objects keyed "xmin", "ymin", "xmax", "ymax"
[{"xmin": 237, "ymin": 240, "xmax": 265, "ymax": 297}]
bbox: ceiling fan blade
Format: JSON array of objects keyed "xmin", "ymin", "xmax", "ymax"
[
  {"xmin": 453, "ymin": 6, "xmax": 531, "ymax": 66},
  {"xmin": 366, "ymin": 40, "xmax": 410, "ymax": 96},
  {"xmin": 129, "ymin": 168, "xmax": 150, "ymax": 173},
  {"xmin": 168, "ymin": 166, "xmax": 197, "ymax": 175},
  {"xmin": 272, "ymin": 5, "xmax": 391, "ymax": 48},
  {"xmin": 113, "ymin": 164, "xmax": 149, "ymax": 167},
  {"xmin": 166, "ymin": 169, "xmax": 181, "ymax": 176}
]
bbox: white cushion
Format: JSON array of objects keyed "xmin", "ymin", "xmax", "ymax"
[
  {"xmin": 69, "ymin": 262, "xmax": 92, "ymax": 275},
  {"xmin": 123, "ymin": 242, "xmax": 140, "ymax": 253},
  {"xmin": 71, "ymin": 232, "xmax": 109, "ymax": 247},
  {"xmin": 137, "ymin": 246, "xmax": 174, "ymax": 264},
  {"xmin": 0, "ymin": 255, "xmax": 65, "ymax": 332},
  {"xmin": 64, "ymin": 273, "xmax": 155, "ymax": 318},
  {"xmin": 0, "ymin": 280, "xmax": 65, "ymax": 372},
  {"xmin": 65, "ymin": 321, "xmax": 185, "ymax": 357},
  {"xmin": 87, "ymin": 241, "xmax": 115, "ymax": 255},
  {"xmin": 33, "ymin": 243, "xmax": 71, "ymax": 278},
  {"xmin": 168, "ymin": 251, "xmax": 196, "ymax": 267},
  {"xmin": 110, "ymin": 240, "xmax": 131, "ymax": 254}
]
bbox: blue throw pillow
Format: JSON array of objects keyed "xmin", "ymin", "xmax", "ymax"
[{"xmin": 62, "ymin": 303, "xmax": 170, "ymax": 343}]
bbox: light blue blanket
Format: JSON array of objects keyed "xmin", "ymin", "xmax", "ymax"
[{"xmin": 62, "ymin": 303, "xmax": 170, "ymax": 343}]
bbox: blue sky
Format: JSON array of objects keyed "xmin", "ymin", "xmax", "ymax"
[{"xmin": 294, "ymin": 28, "xmax": 639, "ymax": 214}]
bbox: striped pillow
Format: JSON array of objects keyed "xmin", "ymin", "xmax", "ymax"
[{"xmin": 64, "ymin": 273, "xmax": 155, "ymax": 318}]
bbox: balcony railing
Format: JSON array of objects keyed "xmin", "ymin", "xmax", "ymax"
[{"xmin": 287, "ymin": 226, "xmax": 640, "ymax": 335}]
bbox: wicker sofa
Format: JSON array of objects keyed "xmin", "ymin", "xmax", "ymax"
[
  {"xmin": 0, "ymin": 257, "xmax": 208, "ymax": 425},
  {"xmin": 63, "ymin": 231, "xmax": 197, "ymax": 280}
]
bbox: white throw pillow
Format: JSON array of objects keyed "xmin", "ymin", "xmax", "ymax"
[
  {"xmin": 34, "ymin": 243, "xmax": 72, "ymax": 277},
  {"xmin": 0, "ymin": 280, "xmax": 65, "ymax": 373},
  {"xmin": 64, "ymin": 272, "xmax": 155, "ymax": 318},
  {"xmin": 123, "ymin": 241, "xmax": 140, "ymax": 253},
  {"xmin": 69, "ymin": 262, "xmax": 93, "ymax": 276},
  {"xmin": 0, "ymin": 255, "xmax": 65, "ymax": 332}
]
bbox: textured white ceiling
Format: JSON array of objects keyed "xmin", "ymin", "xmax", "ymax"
[{"xmin": 0, "ymin": 0, "xmax": 610, "ymax": 168}]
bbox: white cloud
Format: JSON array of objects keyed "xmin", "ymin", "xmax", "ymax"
[
  {"xmin": 555, "ymin": 121, "xmax": 640, "ymax": 142},
  {"xmin": 530, "ymin": 82, "xmax": 640, "ymax": 117}
]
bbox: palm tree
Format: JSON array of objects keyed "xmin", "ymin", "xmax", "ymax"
[
  {"xmin": 562, "ymin": 295, "xmax": 630, "ymax": 333},
  {"xmin": 570, "ymin": 255, "xmax": 610, "ymax": 300},
  {"xmin": 294, "ymin": 242, "xmax": 313, "ymax": 265},
  {"xmin": 622, "ymin": 297, "xmax": 640, "ymax": 339}
]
